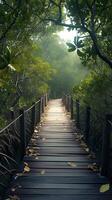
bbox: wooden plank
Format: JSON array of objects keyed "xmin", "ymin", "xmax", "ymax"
[
  {"xmin": 28, "ymin": 146, "xmax": 87, "ymax": 152},
  {"xmin": 19, "ymin": 171, "xmax": 98, "ymax": 176},
  {"xmin": 35, "ymin": 135, "xmax": 74, "ymax": 139},
  {"xmin": 40, "ymin": 129, "xmax": 73, "ymax": 133},
  {"xmin": 16, "ymin": 195, "xmax": 112, "ymax": 200},
  {"xmin": 18, "ymin": 176, "xmax": 107, "ymax": 184},
  {"xmin": 33, "ymin": 138, "xmax": 77, "ymax": 143},
  {"xmin": 16, "ymin": 188, "xmax": 112, "ymax": 195},
  {"xmin": 18, "ymin": 167, "xmax": 96, "ymax": 175},
  {"xmin": 24, "ymin": 155, "xmax": 93, "ymax": 162},
  {"xmin": 16, "ymin": 183, "xmax": 108, "ymax": 189},
  {"xmin": 29, "ymin": 143, "xmax": 81, "ymax": 147},
  {"xmin": 25, "ymin": 161, "xmax": 94, "ymax": 169}
]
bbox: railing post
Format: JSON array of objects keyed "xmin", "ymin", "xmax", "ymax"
[
  {"xmin": 66, "ymin": 95, "xmax": 69, "ymax": 112},
  {"xmin": 45, "ymin": 93, "xmax": 47, "ymax": 106},
  {"xmin": 38, "ymin": 99, "xmax": 41, "ymax": 123},
  {"xmin": 84, "ymin": 106, "xmax": 91, "ymax": 144},
  {"xmin": 62, "ymin": 95, "xmax": 65, "ymax": 105},
  {"xmin": 65, "ymin": 95, "xmax": 67, "ymax": 111},
  {"xmin": 41, "ymin": 96, "xmax": 44, "ymax": 113},
  {"xmin": 19, "ymin": 109, "xmax": 26, "ymax": 159},
  {"xmin": 76, "ymin": 99, "xmax": 80, "ymax": 128},
  {"xmin": 32, "ymin": 103, "xmax": 36, "ymax": 132},
  {"xmin": 68, "ymin": 95, "xmax": 71, "ymax": 112},
  {"xmin": 44, "ymin": 95, "xmax": 46, "ymax": 107},
  {"xmin": 71, "ymin": 97, "xmax": 74, "ymax": 119},
  {"xmin": 10, "ymin": 110, "xmax": 15, "ymax": 120},
  {"xmin": 101, "ymin": 114, "xmax": 112, "ymax": 176}
]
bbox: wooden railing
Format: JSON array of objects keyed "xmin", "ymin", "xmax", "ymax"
[
  {"xmin": 62, "ymin": 94, "xmax": 112, "ymax": 178},
  {"xmin": 0, "ymin": 94, "xmax": 48, "ymax": 192}
]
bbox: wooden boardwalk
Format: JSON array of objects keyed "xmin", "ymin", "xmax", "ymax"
[{"xmin": 10, "ymin": 99, "xmax": 112, "ymax": 199}]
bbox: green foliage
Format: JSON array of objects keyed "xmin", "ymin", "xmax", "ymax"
[
  {"xmin": 0, "ymin": 40, "xmax": 54, "ymax": 127},
  {"xmin": 73, "ymin": 66, "xmax": 112, "ymax": 110},
  {"xmin": 65, "ymin": 0, "xmax": 112, "ymax": 68},
  {"xmin": 73, "ymin": 66, "xmax": 112, "ymax": 159},
  {"xmin": 66, "ymin": 42, "xmax": 76, "ymax": 52}
]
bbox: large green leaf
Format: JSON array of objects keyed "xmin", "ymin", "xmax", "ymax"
[
  {"xmin": 66, "ymin": 42, "xmax": 76, "ymax": 48},
  {"xmin": 66, "ymin": 42, "xmax": 76, "ymax": 52},
  {"xmin": 77, "ymin": 49, "xmax": 84, "ymax": 57},
  {"xmin": 77, "ymin": 40, "xmax": 84, "ymax": 48},
  {"xmin": 99, "ymin": 184, "xmax": 110, "ymax": 193}
]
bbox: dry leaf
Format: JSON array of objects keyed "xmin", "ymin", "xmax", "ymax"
[
  {"xmin": 11, "ymin": 185, "xmax": 22, "ymax": 193},
  {"xmin": 99, "ymin": 184, "xmax": 110, "ymax": 193},
  {"xmin": 35, "ymin": 157, "xmax": 39, "ymax": 160},
  {"xmin": 88, "ymin": 163, "xmax": 98, "ymax": 172},
  {"xmin": 8, "ymin": 195, "xmax": 20, "ymax": 200},
  {"xmin": 80, "ymin": 142, "xmax": 87, "ymax": 148},
  {"xmin": 24, "ymin": 162, "xmax": 28, "ymax": 166},
  {"xmin": 40, "ymin": 170, "xmax": 45, "ymax": 175},
  {"xmin": 85, "ymin": 148, "xmax": 89, "ymax": 152},
  {"xmin": 24, "ymin": 165, "xmax": 30, "ymax": 173},
  {"xmin": 5, "ymin": 198, "xmax": 11, "ymax": 200},
  {"xmin": 29, "ymin": 149, "xmax": 35, "ymax": 153},
  {"xmin": 88, "ymin": 153, "xmax": 96, "ymax": 159},
  {"xmin": 42, "ymin": 137, "xmax": 46, "ymax": 141},
  {"xmin": 67, "ymin": 162, "xmax": 77, "ymax": 168},
  {"xmin": 15, "ymin": 173, "xmax": 23, "ymax": 177},
  {"xmin": 11, "ymin": 188, "xmax": 16, "ymax": 192}
]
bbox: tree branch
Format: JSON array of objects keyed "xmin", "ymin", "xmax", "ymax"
[
  {"xmin": 89, "ymin": 31, "xmax": 112, "ymax": 68},
  {"xmin": 2, "ymin": 0, "xmax": 14, "ymax": 10},
  {"xmin": 0, "ymin": 0, "xmax": 21, "ymax": 42}
]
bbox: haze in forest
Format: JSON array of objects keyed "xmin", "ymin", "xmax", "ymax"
[{"xmin": 38, "ymin": 34, "xmax": 88, "ymax": 98}]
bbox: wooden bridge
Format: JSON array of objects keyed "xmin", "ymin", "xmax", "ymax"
[{"xmin": 4, "ymin": 98, "xmax": 111, "ymax": 199}]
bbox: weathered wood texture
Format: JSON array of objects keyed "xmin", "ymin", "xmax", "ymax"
[{"xmin": 10, "ymin": 99, "xmax": 112, "ymax": 199}]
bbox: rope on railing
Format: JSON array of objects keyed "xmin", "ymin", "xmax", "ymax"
[{"xmin": 0, "ymin": 93, "xmax": 48, "ymax": 192}]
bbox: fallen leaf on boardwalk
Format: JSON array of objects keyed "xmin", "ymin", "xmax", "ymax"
[
  {"xmin": 40, "ymin": 170, "xmax": 45, "ymax": 175},
  {"xmin": 34, "ymin": 135, "xmax": 39, "ymax": 139},
  {"xmin": 73, "ymin": 133, "xmax": 78, "ymax": 136},
  {"xmin": 80, "ymin": 142, "xmax": 87, "ymax": 148},
  {"xmin": 67, "ymin": 162, "xmax": 77, "ymax": 168},
  {"xmin": 11, "ymin": 185, "xmax": 22, "ymax": 193},
  {"xmin": 85, "ymin": 148, "xmax": 89, "ymax": 152},
  {"xmin": 11, "ymin": 188, "xmax": 16, "ymax": 192},
  {"xmin": 99, "ymin": 184, "xmax": 110, "ymax": 193},
  {"xmin": 16, "ymin": 173, "xmax": 23, "ymax": 176},
  {"xmin": 75, "ymin": 135, "xmax": 84, "ymax": 141},
  {"xmin": 7, "ymin": 195, "xmax": 20, "ymax": 200},
  {"xmin": 88, "ymin": 163, "xmax": 99, "ymax": 172},
  {"xmin": 34, "ymin": 130, "xmax": 38, "ymax": 133},
  {"xmin": 88, "ymin": 153, "xmax": 96, "ymax": 159},
  {"xmin": 29, "ymin": 149, "xmax": 35, "ymax": 153},
  {"xmin": 24, "ymin": 162, "xmax": 28, "ymax": 166},
  {"xmin": 35, "ymin": 157, "xmax": 39, "ymax": 160},
  {"xmin": 15, "ymin": 173, "xmax": 23, "ymax": 178},
  {"xmin": 42, "ymin": 137, "xmax": 46, "ymax": 141},
  {"xmin": 31, "ymin": 138, "xmax": 36, "ymax": 142},
  {"xmin": 24, "ymin": 165, "xmax": 30, "ymax": 173}
]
